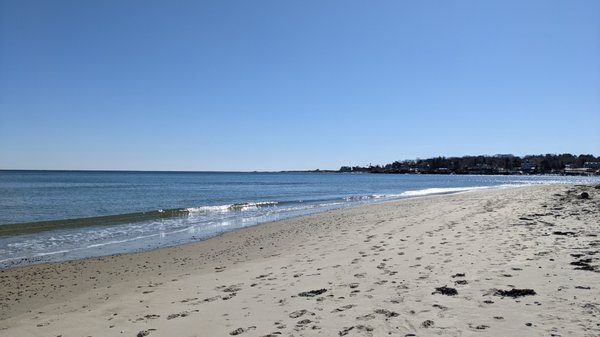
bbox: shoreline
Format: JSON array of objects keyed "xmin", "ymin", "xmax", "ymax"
[
  {"xmin": 0, "ymin": 183, "xmax": 523, "ymax": 269},
  {"xmin": 1, "ymin": 184, "xmax": 599, "ymax": 336}
]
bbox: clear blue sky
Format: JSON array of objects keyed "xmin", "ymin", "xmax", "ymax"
[{"xmin": 1, "ymin": 0, "xmax": 599, "ymax": 171}]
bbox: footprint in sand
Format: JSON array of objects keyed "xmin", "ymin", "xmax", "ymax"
[
  {"xmin": 229, "ymin": 326, "xmax": 256, "ymax": 335},
  {"xmin": 332, "ymin": 304, "xmax": 356, "ymax": 313},
  {"xmin": 289, "ymin": 309, "xmax": 310, "ymax": 318},
  {"xmin": 374, "ymin": 308, "xmax": 399, "ymax": 318},
  {"xmin": 338, "ymin": 325, "xmax": 374, "ymax": 336},
  {"xmin": 166, "ymin": 311, "xmax": 190, "ymax": 320},
  {"xmin": 356, "ymin": 313, "xmax": 376, "ymax": 321}
]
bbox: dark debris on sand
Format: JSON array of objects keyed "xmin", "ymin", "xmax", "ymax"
[
  {"xmin": 421, "ymin": 319, "xmax": 435, "ymax": 328},
  {"xmin": 570, "ymin": 258, "xmax": 597, "ymax": 271},
  {"xmin": 578, "ymin": 192, "xmax": 590, "ymax": 199},
  {"xmin": 433, "ymin": 286, "xmax": 458, "ymax": 296},
  {"xmin": 494, "ymin": 288, "xmax": 536, "ymax": 298},
  {"xmin": 229, "ymin": 328, "xmax": 244, "ymax": 335},
  {"xmin": 374, "ymin": 308, "xmax": 399, "ymax": 317},
  {"xmin": 298, "ymin": 289, "xmax": 327, "ymax": 297},
  {"xmin": 553, "ymin": 231, "xmax": 577, "ymax": 236}
]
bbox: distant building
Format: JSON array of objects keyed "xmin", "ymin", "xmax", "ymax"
[
  {"xmin": 416, "ymin": 163, "xmax": 430, "ymax": 172},
  {"xmin": 584, "ymin": 162, "xmax": 600, "ymax": 169},
  {"xmin": 520, "ymin": 161, "xmax": 536, "ymax": 172},
  {"xmin": 468, "ymin": 164, "xmax": 495, "ymax": 174}
]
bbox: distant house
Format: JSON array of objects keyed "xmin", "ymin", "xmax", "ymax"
[
  {"xmin": 584, "ymin": 162, "xmax": 600, "ymax": 170},
  {"xmin": 520, "ymin": 161, "xmax": 536, "ymax": 172},
  {"xmin": 468, "ymin": 164, "xmax": 494, "ymax": 174},
  {"xmin": 415, "ymin": 163, "xmax": 430, "ymax": 172}
]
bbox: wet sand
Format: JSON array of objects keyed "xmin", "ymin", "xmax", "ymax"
[{"xmin": 1, "ymin": 184, "xmax": 599, "ymax": 336}]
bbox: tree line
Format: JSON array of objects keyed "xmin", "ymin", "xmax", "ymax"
[{"xmin": 339, "ymin": 153, "xmax": 600, "ymax": 175}]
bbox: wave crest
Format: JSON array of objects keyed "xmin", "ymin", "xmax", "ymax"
[{"xmin": 187, "ymin": 201, "xmax": 279, "ymax": 214}]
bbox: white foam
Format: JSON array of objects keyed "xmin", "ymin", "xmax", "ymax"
[
  {"xmin": 187, "ymin": 201, "xmax": 279, "ymax": 214},
  {"xmin": 34, "ymin": 250, "xmax": 71, "ymax": 257},
  {"xmin": 187, "ymin": 205, "xmax": 231, "ymax": 213},
  {"xmin": 399, "ymin": 186, "xmax": 493, "ymax": 197}
]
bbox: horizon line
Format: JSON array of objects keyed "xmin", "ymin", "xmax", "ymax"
[{"xmin": 2, "ymin": 153, "xmax": 598, "ymax": 173}]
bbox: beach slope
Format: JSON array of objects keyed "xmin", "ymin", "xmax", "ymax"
[{"xmin": 1, "ymin": 184, "xmax": 599, "ymax": 336}]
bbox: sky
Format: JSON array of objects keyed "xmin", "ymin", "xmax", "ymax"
[{"xmin": 1, "ymin": 0, "xmax": 599, "ymax": 171}]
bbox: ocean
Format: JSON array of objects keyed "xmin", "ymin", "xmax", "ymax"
[{"xmin": 1, "ymin": 170, "xmax": 598, "ymax": 268}]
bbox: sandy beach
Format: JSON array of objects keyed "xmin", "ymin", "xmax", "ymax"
[{"xmin": 0, "ymin": 184, "xmax": 598, "ymax": 337}]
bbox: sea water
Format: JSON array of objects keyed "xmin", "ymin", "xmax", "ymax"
[{"xmin": 1, "ymin": 170, "xmax": 597, "ymax": 268}]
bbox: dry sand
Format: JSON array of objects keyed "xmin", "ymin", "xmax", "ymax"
[{"xmin": 0, "ymin": 184, "xmax": 599, "ymax": 337}]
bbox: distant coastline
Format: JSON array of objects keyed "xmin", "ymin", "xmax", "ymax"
[{"xmin": 335, "ymin": 153, "xmax": 600, "ymax": 176}]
